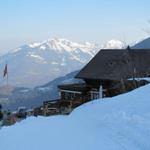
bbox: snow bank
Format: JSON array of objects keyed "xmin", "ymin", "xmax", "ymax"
[{"xmin": 1, "ymin": 84, "xmax": 150, "ymax": 150}]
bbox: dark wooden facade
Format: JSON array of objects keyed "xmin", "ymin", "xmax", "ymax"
[{"xmin": 76, "ymin": 48, "xmax": 150, "ymax": 96}]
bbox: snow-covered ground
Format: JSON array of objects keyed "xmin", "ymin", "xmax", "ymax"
[{"xmin": 1, "ymin": 84, "xmax": 150, "ymax": 150}]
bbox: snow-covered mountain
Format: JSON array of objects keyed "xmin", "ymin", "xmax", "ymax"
[
  {"xmin": 132, "ymin": 37, "xmax": 150, "ymax": 49},
  {"xmin": 102, "ymin": 39, "xmax": 124, "ymax": 49},
  {"xmin": 0, "ymin": 38, "xmax": 99, "ymax": 87},
  {"xmin": 0, "ymin": 38, "xmax": 125, "ymax": 87},
  {"xmin": 1, "ymin": 84, "xmax": 150, "ymax": 150}
]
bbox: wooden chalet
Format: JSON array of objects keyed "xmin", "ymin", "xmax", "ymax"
[{"xmin": 58, "ymin": 47, "xmax": 150, "ymax": 103}]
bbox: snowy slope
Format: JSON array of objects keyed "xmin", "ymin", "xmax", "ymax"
[{"xmin": 1, "ymin": 84, "xmax": 150, "ymax": 150}]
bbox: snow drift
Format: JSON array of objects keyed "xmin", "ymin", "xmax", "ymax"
[{"xmin": 0, "ymin": 84, "xmax": 150, "ymax": 150}]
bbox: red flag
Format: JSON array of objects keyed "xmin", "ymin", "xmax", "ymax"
[{"xmin": 3, "ymin": 64, "xmax": 8, "ymax": 78}]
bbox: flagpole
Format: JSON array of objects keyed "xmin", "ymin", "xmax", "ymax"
[
  {"xmin": 6, "ymin": 61, "xmax": 8, "ymax": 87},
  {"xmin": 3, "ymin": 62, "xmax": 8, "ymax": 87},
  {"xmin": 7, "ymin": 70, "xmax": 8, "ymax": 87}
]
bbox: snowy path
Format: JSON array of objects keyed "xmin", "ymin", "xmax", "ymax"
[{"xmin": 1, "ymin": 84, "xmax": 150, "ymax": 150}]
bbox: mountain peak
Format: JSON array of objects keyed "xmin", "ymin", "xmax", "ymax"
[
  {"xmin": 2, "ymin": 38, "xmax": 99, "ymax": 87},
  {"xmin": 101, "ymin": 39, "xmax": 124, "ymax": 49},
  {"xmin": 27, "ymin": 37, "xmax": 98, "ymax": 54}
]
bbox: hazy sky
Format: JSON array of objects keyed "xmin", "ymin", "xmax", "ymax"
[{"xmin": 0, "ymin": 0, "xmax": 150, "ymax": 52}]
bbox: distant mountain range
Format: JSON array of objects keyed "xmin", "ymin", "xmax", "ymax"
[
  {"xmin": 0, "ymin": 38, "xmax": 125, "ymax": 88},
  {"xmin": 0, "ymin": 38, "xmax": 99, "ymax": 87}
]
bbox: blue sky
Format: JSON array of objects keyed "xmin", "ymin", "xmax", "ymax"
[{"xmin": 0, "ymin": 0, "xmax": 150, "ymax": 52}]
